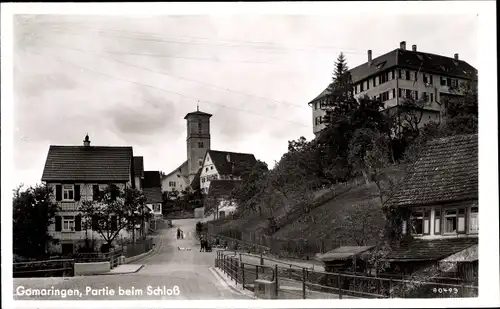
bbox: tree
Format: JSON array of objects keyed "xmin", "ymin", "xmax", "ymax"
[
  {"xmin": 333, "ymin": 52, "xmax": 349, "ymax": 80},
  {"xmin": 13, "ymin": 183, "xmax": 59, "ymax": 258},
  {"xmin": 336, "ymin": 201, "xmax": 385, "ymax": 246},
  {"xmin": 229, "ymin": 160, "xmax": 269, "ymax": 216},
  {"xmin": 79, "ymin": 184, "xmax": 148, "ymax": 251}
]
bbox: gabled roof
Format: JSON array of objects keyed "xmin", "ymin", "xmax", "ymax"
[
  {"xmin": 162, "ymin": 160, "xmax": 188, "ymax": 179},
  {"xmin": 41, "ymin": 145, "xmax": 133, "ymax": 182},
  {"xmin": 190, "ymin": 167, "xmax": 202, "ymax": 191},
  {"xmin": 143, "ymin": 171, "xmax": 161, "ymax": 188},
  {"xmin": 133, "ymin": 156, "xmax": 144, "ymax": 178},
  {"xmin": 143, "ymin": 187, "xmax": 163, "ymax": 204},
  {"xmin": 309, "ymin": 48, "xmax": 477, "ymax": 104},
  {"xmin": 184, "ymin": 110, "xmax": 212, "ymax": 119},
  {"xmin": 206, "ymin": 150, "xmax": 257, "ymax": 176},
  {"xmin": 207, "ymin": 179, "xmax": 243, "ymax": 197},
  {"xmin": 386, "ymin": 134, "xmax": 478, "ymax": 208},
  {"xmin": 384, "ymin": 237, "xmax": 478, "ymax": 262}
]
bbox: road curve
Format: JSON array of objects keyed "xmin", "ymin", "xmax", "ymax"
[{"xmin": 13, "ymin": 219, "xmax": 251, "ymax": 300}]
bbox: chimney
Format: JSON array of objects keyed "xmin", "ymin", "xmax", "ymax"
[
  {"xmin": 400, "ymin": 41, "xmax": 406, "ymax": 50},
  {"xmin": 83, "ymin": 134, "xmax": 91, "ymax": 147},
  {"xmin": 412, "ymin": 45, "xmax": 417, "ymax": 52},
  {"xmin": 367, "ymin": 50, "xmax": 372, "ymax": 65},
  {"xmin": 454, "ymin": 53, "xmax": 459, "ymax": 60}
]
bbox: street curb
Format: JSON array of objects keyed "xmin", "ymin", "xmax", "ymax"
[
  {"xmin": 210, "ymin": 267, "xmax": 257, "ymax": 299},
  {"xmin": 101, "ymin": 264, "xmax": 145, "ymax": 276},
  {"xmin": 126, "ymin": 234, "xmax": 164, "ymax": 264}
]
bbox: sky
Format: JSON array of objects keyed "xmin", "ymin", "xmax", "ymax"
[{"xmin": 12, "ymin": 13, "xmax": 479, "ymax": 188}]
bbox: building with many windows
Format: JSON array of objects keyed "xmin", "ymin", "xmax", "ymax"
[{"xmin": 309, "ymin": 41, "xmax": 477, "ymax": 136}]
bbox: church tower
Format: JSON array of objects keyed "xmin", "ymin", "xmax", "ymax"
[{"xmin": 184, "ymin": 107, "xmax": 212, "ymax": 183}]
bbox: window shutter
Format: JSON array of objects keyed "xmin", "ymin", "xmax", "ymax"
[
  {"xmin": 93, "ymin": 185, "xmax": 99, "ymax": 201},
  {"xmin": 55, "ymin": 185, "xmax": 62, "ymax": 201},
  {"xmin": 458, "ymin": 208, "xmax": 466, "ymax": 233},
  {"xmin": 111, "ymin": 215, "xmax": 118, "ymax": 231},
  {"xmin": 75, "ymin": 215, "xmax": 82, "ymax": 231},
  {"xmin": 92, "ymin": 216, "xmax": 98, "ymax": 230},
  {"xmin": 55, "ymin": 216, "xmax": 62, "ymax": 231},
  {"xmin": 74, "ymin": 185, "xmax": 81, "ymax": 201},
  {"xmin": 423, "ymin": 210, "xmax": 430, "ymax": 235}
]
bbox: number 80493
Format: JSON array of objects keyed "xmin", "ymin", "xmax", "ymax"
[{"xmin": 433, "ymin": 287, "xmax": 459, "ymax": 294}]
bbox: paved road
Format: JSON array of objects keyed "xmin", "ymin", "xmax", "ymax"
[{"xmin": 13, "ymin": 219, "xmax": 252, "ymax": 300}]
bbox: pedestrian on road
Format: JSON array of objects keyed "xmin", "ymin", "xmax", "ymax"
[{"xmin": 177, "ymin": 228, "xmax": 181, "ymax": 239}]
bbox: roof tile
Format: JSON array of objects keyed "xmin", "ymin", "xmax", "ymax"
[
  {"xmin": 385, "ymin": 237, "xmax": 478, "ymax": 261},
  {"xmin": 208, "ymin": 150, "xmax": 257, "ymax": 176}
]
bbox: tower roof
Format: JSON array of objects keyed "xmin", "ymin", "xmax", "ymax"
[{"xmin": 184, "ymin": 110, "xmax": 212, "ymax": 119}]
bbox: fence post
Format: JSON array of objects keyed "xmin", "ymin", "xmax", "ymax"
[
  {"xmin": 242, "ymin": 262, "xmax": 245, "ymax": 289},
  {"xmin": 260, "ymin": 253, "xmax": 264, "ymax": 266},
  {"xmin": 275, "ymin": 264, "xmax": 279, "ymax": 297},
  {"xmin": 255, "ymin": 265, "xmax": 259, "ymax": 281},
  {"xmin": 302, "ymin": 268, "xmax": 306, "ymax": 299},
  {"xmin": 337, "ymin": 273, "xmax": 343, "ymax": 299},
  {"xmin": 389, "ymin": 278, "xmax": 393, "ymax": 298}
]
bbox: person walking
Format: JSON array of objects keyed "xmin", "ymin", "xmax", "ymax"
[{"xmin": 177, "ymin": 228, "xmax": 181, "ymax": 240}]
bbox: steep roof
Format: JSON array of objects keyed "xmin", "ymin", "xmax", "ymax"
[
  {"xmin": 386, "ymin": 134, "xmax": 478, "ymax": 208},
  {"xmin": 41, "ymin": 145, "xmax": 133, "ymax": 182},
  {"xmin": 143, "ymin": 187, "xmax": 163, "ymax": 204},
  {"xmin": 143, "ymin": 171, "xmax": 161, "ymax": 188},
  {"xmin": 208, "ymin": 180, "xmax": 243, "ymax": 197},
  {"xmin": 184, "ymin": 110, "xmax": 212, "ymax": 119},
  {"xmin": 190, "ymin": 167, "xmax": 202, "ymax": 191},
  {"xmin": 133, "ymin": 156, "xmax": 144, "ymax": 178},
  {"xmin": 384, "ymin": 237, "xmax": 478, "ymax": 262},
  {"xmin": 162, "ymin": 160, "xmax": 188, "ymax": 178},
  {"xmin": 207, "ymin": 150, "xmax": 257, "ymax": 176},
  {"xmin": 309, "ymin": 48, "xmax": 477, "ymax": 104}
]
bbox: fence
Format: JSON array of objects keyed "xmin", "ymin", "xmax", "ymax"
[
  {"xmin": 121, "ymin": 238, "xmax": 154, "ymax": 258},
  {"xmin": 13, "ymin": 259, "xmax": 75, "ymax": 278},
  {"xmin": 215, "ymin": 251, "xmax": 478, "ymax": 299},
  {"xmin": 207, "ymin": 233, "xmax": 270, "ymax": 254}
]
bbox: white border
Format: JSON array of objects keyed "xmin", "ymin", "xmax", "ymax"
[{"xmin": 2, "ymin": 2, "xmax": 498, "ymax": 308}]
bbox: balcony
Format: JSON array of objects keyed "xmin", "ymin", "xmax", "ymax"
[{"xmin": 59, "ymin": 201, "xmax": 79, "ymax": 211}]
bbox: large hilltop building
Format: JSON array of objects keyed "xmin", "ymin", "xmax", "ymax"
[{"xmin": 309, "ymin": 41, "xmax": 478, "ymax": 136}]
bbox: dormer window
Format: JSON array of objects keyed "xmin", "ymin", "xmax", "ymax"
[{"xmin": 410, "ymin": 210, "xmax": 430, "ymax": 235}]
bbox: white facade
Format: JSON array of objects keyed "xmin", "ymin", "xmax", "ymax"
[
  {"xmin": 147, "ymin": 202, "xmax": 162, "ymax": 217},
  {"xmin": 199, "ymin": 152, "xmax": 220, "ymax": 194},
  {"xmin": 46, "ymin": 182, "xmax": 147, "ymax": 254}
]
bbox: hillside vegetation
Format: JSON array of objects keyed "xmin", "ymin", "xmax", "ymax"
[{"xmin": 208, "ymin": 53, "xmax": 478, "ymax": 260}]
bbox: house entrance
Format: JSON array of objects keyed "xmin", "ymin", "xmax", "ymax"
[{"xmin": 61, "ymin": 243, "xmax": 74, "ymax": 256}]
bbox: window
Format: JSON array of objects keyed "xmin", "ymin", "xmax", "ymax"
[
  {"xmin": 423, "ymin": 92, "xmax": 429, "ymax": 102},
  {"xmin": 398, "ymin": 69, "xmax": 402, "ymax": 79},
  {"xmin": 169, "ymin": 181, "xmax": 176, "ymax": 187},
  {"xmin": 405, "ymin": 70, "xmax": 411, "ymax": 80},
  {"xmin": 406, "ymin": 89, "xmax": 412, "ymax": 98},
  {"xmin": 414, "ymin": 71, "xmax": 418, "ymax": 82},
  {"xmin": 392, "ymin": 89, "xmax": 396, "ymax": 99},
  {"xmin": 410, "ymin": 210, "xmax": 430, "ymax": 235},
  {"xmin": 423, "ymin": 74, "xmax": 428, "ymax": 84},
  {"xmin": 198, "ymin": 121, "xmax": 202, "ymax": 133},
  {"xmin": 198, "ymin": 159, "xmax": 203, "ymax": 167},
  {"xmin": 63, "ymin": 216, "xmax": 75, "ymax": 232},
  {"xmin": 430, "ymin": 93, "xmax": 434, "ymax": 102},
  {"xmin": 444, "ymin": 209, "xmax": 458, "ymax": 233},
  {"xmin": 360, "ymin": 82, "xmax": 364, "ymax": 92},
  {"xmin": 354, "ymin": 85, "xmax": 357, "ymax": 94},
  {"xmin": 62, "ymin": 185, "xmax": 74, "ymax": 201},
  {"xmin": 440, "ymin": 77, "xmax": 446, "ymax": 86},
  {"xmin": 434, "ymin": 209, "xmax": 441, "ymax": 234},
  {"xmin": 469, "ymin": 207, "xmax": 478, "ymax": 233},
  {"xmin": 429, "ymin": 75, "xmax": 433, "ymax": 84},
  {"xmin": 366, "ymin": 80, "xmax": 370, "ymax": 90},
  {"xmin": 205, "ymin": 167, "xmax": 208, "ymax": 172},
  {"xmin": 391, "ymin": 69, "xmax": 395, "ymax": 80},
  {"xmin": 380, "ymin": 91, "xmax": 389, "ymax": 102},
  {"xmin": 447, "ymin": 78, "xmax": 451, "ymax": 87},
  {"xmin": 380, "ymin": 73, "xmax": 387, "ymax": 84},
  {"xmin": 451, "ymin": 79, "xmax": 458, "ymax": 88},
  {"xmin": 414, "ymin": 91, "xmax": 419, "ymax": 100},
  {"xmin": 398, "ymin": 88, "xmax": 402, "ymax": 98},
  {"xmin": 210, "ymin": 166, "xmax": 214, "ymax": 170},
  {"xmin": 198, "ymin": 141, "xmax": 204, "ymax": 148},
  {"xmin": 154, "ymin": 204, "xmax": 161, "ymax": 212},
  {"xmin": 201, "ymin": 177, "xmax": 205, "ymax": 183},
  {"xmin": 373, "ymin": 77, "xmax": 376, "ymax": 87}
]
